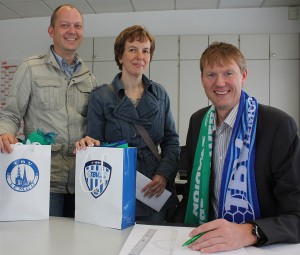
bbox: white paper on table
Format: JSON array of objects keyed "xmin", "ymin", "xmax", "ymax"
[
  {"xmin": 118, "ymin": 224, "xmax": 248, "ymax": 255},
  {"xmin": 136, "ymin": 172, "xmax": 171, "ymax": 212}
]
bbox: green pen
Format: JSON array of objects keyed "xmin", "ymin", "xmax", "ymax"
[{"xmin": 182, "ymin": 231, "xmax": 207, "ymax": 247}]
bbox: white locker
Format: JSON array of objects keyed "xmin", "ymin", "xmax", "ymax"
[
  {"xmin": 270, "ymin": 34, "xmax": 299, "ymax": 60},
  {"xmin": 149, "ymin": 60, "xmax": 179, "ymax": 130},
  {"xmin": 209, "ymin": 34, "xmax": 239, "ymax": 48},
  {"xmin": 240, "ymin": 34, "xmax": 269, "ymax": 60},
  {"xmin": 180, "ymin": 35, "xmax": 208, "ymax": 60},
  {"xmin": 243, "ymin": 60, "xmax": 270, "ymax": 105},
  {"xmin": 179, "ymin": 60, "xmax": 209, "ymax": 145},
  {"xmin": 153, "ymin": 35, "xmax": 179, "ymax": 60},
  {"xmin": 77, "ymin": 37, "xmax": 94, "ymax": 62},
  {"xmin": 270, "ymin": 60, "xmax": 299, "ymax": 129}
]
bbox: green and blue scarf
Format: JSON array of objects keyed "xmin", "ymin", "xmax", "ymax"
[{"xmin": 185, "ymin": 91, "xmax": 261, "ymax": 225}]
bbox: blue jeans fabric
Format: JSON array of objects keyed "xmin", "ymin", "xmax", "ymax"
[
  {"xmin": 49, "ymin": 192, "xmax": 75, "ymax": 217},
  {"xmin": 49, "ymin": 193, "xmax": 65, "ymax": 216}
]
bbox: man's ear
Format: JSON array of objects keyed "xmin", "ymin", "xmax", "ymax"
[
  {"xmin": 48, "ymin": 26, "xmax": 54, "ymax": 38},
  {"xmin": 242, "ymin": 69, "xmax": 248, "ymax": 87}
]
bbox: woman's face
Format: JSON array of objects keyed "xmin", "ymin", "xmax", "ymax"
[{"xmin": 119, "ymin": 39, "xmax": 151, "ymax": 78}]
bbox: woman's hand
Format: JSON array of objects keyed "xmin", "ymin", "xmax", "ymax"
[
  {"xmin": 142, "ymin": 174, "xmax": 168, "ymax": 198},
  {"xmin": 73, "ymin": 136, "xmax": 100, "ymax": 154}
]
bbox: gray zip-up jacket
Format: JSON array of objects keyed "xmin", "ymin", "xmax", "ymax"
[{"xmin": 0, "ymin": 49, "xmax": 97, "ymax": 193}]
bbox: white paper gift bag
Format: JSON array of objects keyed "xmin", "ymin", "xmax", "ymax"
[
  {"xmin": 0, "ymin": 143, "xmax": 51, "ymax": 221},
  {"xmin": 75, "ymin": 146, "xmax": 137, "ymax": 229}
]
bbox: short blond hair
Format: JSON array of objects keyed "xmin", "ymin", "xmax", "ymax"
[{"xmin": 200, "ymin": 42, "xmax": 247, "ymax": 75}]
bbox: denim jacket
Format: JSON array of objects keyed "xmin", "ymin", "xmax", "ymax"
[
  {"xmin": 87, "ymin": 73, "xmax": 180, "ymax": 216},
  {"xmin": 0, "ymin": 49, "xmax": 97, "ymax": 193}
]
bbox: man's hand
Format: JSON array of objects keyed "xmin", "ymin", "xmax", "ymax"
[
  {"xmin": 0, "ymin": 133, "xmax": 18, "ymax": 153},
  {"xmin": 188, "ymin": 219, "xmax": 257, "ymax": 253},
  {"xmin": 141, "ymin": 174, "xmax": 168, "ymax": 198},
  {"xmin": 73, "ymin": 136, "xmax": 100, "ymax": 153}
]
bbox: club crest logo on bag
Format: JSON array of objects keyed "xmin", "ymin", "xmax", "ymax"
[
  {"xmin": 6, "ymin": 158, "xmax": 39, "ymax": 192},
  {"xmin": 84, "ymin": 160, "xmax": 112, "ymax": 198}
]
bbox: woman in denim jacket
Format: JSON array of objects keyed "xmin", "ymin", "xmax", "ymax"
[{"xmin": 76, "ymin": 25, "xmax": 180, "ymax": 222}]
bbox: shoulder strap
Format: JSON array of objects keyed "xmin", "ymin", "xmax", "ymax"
[
  {"xmin": 108, "ymin": 83, "xmax": 161, "ymax": 161},
  {"xmin": 107, "ymin": 83, "xmax": 117, "ymax": 96},
  {"xmin": 134, "ymin": 124, "xmax": 162, "ymax": 162}
]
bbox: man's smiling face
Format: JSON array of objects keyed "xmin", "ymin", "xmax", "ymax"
[{"xmin": 201, "ymin": 60, "xmax": 247, "ymax": 117}]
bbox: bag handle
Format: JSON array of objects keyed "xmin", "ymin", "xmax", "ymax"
[
  {"xmin": 79, "ymin": 151, "xmax": 107, "ymax": 193},
  {"xmin": 13, "ymin": 142, "xmax": 41, "ymax": 152}
]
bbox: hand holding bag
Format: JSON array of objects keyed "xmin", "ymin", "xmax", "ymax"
[
  {"xmin": 75, "ymin": 146, "xmax": 137, "ymax": 229},
  {"xmin": 0, "ymin": 143, "xmax": 51, "ymax": 221}
]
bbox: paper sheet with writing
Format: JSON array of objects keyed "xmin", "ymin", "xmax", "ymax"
[
  {"xmin": 119, "ymin": 224, "xmax": 248, "ymax": 255},
  {"xmin": 136, "ymin": 172, "xmax": 171, "ymax": 212}
]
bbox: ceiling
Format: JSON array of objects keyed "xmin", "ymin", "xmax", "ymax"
[{"xmin": 0, "ymin": 0, "xmax": 300, "ymax": 21}]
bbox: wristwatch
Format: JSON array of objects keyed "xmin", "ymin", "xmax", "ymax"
[{"xmin": 252, "ymin": 224, "xmax": 267, "ymax": 246}]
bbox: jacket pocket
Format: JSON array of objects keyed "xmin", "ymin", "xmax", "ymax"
[
  {"xmin": 51, "ymin": 143, "xmax": 62, "ymax": 152},
  {"xmin": 50, "ymin": 143, "xmax": 63, "ymax": 177},
  {"xmin": 33, "ymin": 76, "xmax": 64, "ymax": 111},
  {"xmin": 75, "ymin": 81, "xmax": 93, "ymax": 116}
]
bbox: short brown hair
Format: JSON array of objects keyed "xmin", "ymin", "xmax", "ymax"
[
  {"xmin": 200, "ymin": 42, "xmax": 247, "ymax": 75},
  {"xmin": 50, "ymin": 4, "xmax": 83, "ymax": 27},
  {"xmin": 114, "ymin": 25, "xmax": 156, "ymax": 70}
]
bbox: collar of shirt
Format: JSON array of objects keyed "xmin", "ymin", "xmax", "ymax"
[
  {"xmin": 50, "ymin": 46, "xmax": 81, "ymax": 79},
  {"xmin": 114, "ymin": 73, "xmax": 158, "ymax": 98},
  {"xmin": 213, "ymin": 103, "xmax": 240, "ymax": 133}
]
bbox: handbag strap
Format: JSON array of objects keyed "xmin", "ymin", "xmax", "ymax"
[
  {"xmin": 107, "ymin": 83, "xmax": 161, "ymax": 162},
  {"xmin": 107, "ymin": 83, "xmax": 118, "ymax": 98},
  {"xmin": 134, "ymin": 124, "xmax": 162, "ymax": 162}
]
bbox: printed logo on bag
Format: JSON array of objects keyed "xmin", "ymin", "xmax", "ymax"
[
  {"xmin": 6, "ymin": 158, "xmax": 39, "ymax": 192},
  {"xmin": 84, "ymin": 160, "xmax": 112, "ymax": 198}
]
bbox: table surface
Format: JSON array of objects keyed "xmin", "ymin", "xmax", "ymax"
[
  {"xmin": 0, "ymin": 217, "xmax": 132, "ymax": 255},
  {"xmin": 0, "ymin": 217, "xmax": 299, "ymax": 255}
]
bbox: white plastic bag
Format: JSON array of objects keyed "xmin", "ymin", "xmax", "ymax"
[
  {"xmin": 0, "ymin": 143, "xmax": 51, "ymax": 221},
  {"xmin": 75, "ymin": 146, "xmax": 137, "ymax": 229}
]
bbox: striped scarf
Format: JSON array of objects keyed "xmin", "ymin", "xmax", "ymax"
[{"xmin": 185, "ymin": 91, "xmax": 261, "ymax": 225}]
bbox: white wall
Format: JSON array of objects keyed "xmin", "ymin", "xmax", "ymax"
[{"xmin": 0, "ymin": 7, "xmax": 300, "ymax": 60}]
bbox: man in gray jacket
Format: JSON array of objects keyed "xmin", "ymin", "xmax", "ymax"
[{"xmin": 0, "ymin": 4, "xmax": 99, "ymax": 217}]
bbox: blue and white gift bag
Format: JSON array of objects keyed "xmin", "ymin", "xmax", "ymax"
[
  {"xmin": 0, "ymin": 144, "xmax": 51, "ymax": 221},
  {"xmin": 75, "ymin": 146, "xmax": 137, "ymax": 229}
]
